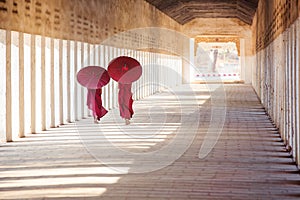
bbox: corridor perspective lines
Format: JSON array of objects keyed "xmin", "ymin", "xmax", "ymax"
[{"xmin": 0, "ymin": 84, "xmax": 300, "ymax": 199}]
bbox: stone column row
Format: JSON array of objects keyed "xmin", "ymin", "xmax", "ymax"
[
  {"xmin": 253, "ymin": 18, "xmax": 300, "ymax": 167},
  {"xmin": 0, "ymin": 29, "xmax": 183, "ymax": 142},
  {"xmin": 0, "ymin": 30, "xmax": 89, "ymax": 141}
]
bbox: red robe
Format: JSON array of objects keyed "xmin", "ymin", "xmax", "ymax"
[
  {"xmin": 87, "ymin": 88, "xmax": 108, "ymax": 120},
  {"xmin": 118, "ymin": 83, "xmax": 134, "ymax": 119}
]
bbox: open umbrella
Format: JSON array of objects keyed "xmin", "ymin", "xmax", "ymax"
[
  {"xmin": 77, "ymin": 66, "xmax": 110, "ymax": 89},
  {"xmin": 107, "ymin": 56, "xmax": 142, "ymax": 84}
]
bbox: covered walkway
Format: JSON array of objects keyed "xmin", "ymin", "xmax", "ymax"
[
  {"xmin": 1, "ymin": 0, "xmax": 300, "ymax": 199},
  {"xmin": 1, "ymin": 84, "xmax": 299, "ymax": 199}
]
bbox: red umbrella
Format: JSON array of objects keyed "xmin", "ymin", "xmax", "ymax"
[
  {"xmin": 77, "ymin": 66, "xmax": 110, "ymax": 89},
  {"xmin": 107, "ymin": 56, "xmax": 142, "ymax": 84}
]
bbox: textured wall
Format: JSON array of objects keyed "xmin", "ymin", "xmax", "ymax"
[
  {"xmin": 254, "ymin": 0, "xmax": 298, "ymax": 52},
  {"xmin": 252, "ymin": 0, "xmax": 300, "ymax": 166},
  {"xmin": 0, "ymin": 0, "xmax": 182, "ymax": 44}
]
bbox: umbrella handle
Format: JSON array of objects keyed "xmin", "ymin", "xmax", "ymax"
[{"xmin": 122, "ymin": 64, "xmax": 129, "ymax": 71}]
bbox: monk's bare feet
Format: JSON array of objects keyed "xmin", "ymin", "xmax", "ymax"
[
  {"xmin": 94, "ymin": 118, "xmax": 100, "ymax": 124},
  {"xmin": 125, "ymin": 119, "xmax": 130, "ymax": 125}
]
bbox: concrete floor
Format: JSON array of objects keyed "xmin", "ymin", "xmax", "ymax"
[{"xmin": 0, "ymin": 84, "xmax": 299, "ymax": 199}]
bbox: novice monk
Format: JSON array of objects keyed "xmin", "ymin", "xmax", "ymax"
[
  {"xmin": 87, "ymin": 88, "xmax": 108, "ymax": 123},
  {"xmin": 118, "ymin": 82, "xmax": 134, "ymax": 125}
]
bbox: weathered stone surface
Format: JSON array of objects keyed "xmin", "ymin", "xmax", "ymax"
[
  {"xmin": 0, "ymin": 0, "xmax": 181, "ymax": 44},
  {"xmin": 254, "ymin": 0, "xmax": 299, "ymax": 51}
]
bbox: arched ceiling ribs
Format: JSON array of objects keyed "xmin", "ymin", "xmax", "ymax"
[{"xmin": 145, "ymin": 0, "xmax": 259, "ymax": 25}]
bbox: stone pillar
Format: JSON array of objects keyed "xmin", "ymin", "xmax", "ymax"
[
  {"xmin": 112, "ymin": 47, "xmax": 117, "ymax": 108},
  {"xmin": 66, "ymin": 40, "xmax": 71, "ymax": 123},
  {"xmin": 291, "ymin": 25, "xmax": 297, "ymax": 157},
  {"xmin": 145, "ymin": 51, "xmax": 149, "ymax": 97},
  {"xmin": 100, "ymin": 45, "xmax": 107, "ymax": 109},
  {"xmin": 157, "ymin": 53, "xmax": 161, "ymax": 91},
  {"xmin": 0, "ymin": 30, "xmax": 6, "ymax": 141},
  {"xmin": 241, "ymin": 38, "xmax": 253, "ymax": 84},
  {"xmin": 59, "ymin": 39, "xmax": 64, "ymax": 125},
  {"xmin": 74, "ymin": 41, "xmax": 79, "ymax": 121},
  {"xmin": 297, "ymin": 19, "xmax": 300, "ymax": 168},
  {"xmin": 69, "ymin": 41, "xmax": 75, "ymax": 122},
  {"xmin": 89, "ymin": 44, "xmax": 94, "ymax": 66},
  {"xmin": 239, "ymin": 39, "xmax": 244, "ymax": 83},
  {"xmin": 108, "ymin": 46, "xmax": 113, "ymax": 109},
  {"xmin": 135, "ymin": 50, "xmax": 143, "ymax": 99},
  {"xmin": 103, "ymin": 45, "xmax": 109, "ymax": 109},
  {"xmin": 142, "ymin": 51, "xmax": 146, "ymax": 98},
  {"xmin": 178, "ymin": 57, "xmax": 182, "ymax": 86},
  {"xmin": 41, "ymin": 36, "xmax": 46, "ymax": 131},
  {"xmin": 45, "ymin": 37, "xmax": 51, "ymax": 129},
  {"xmin": 151, "ymin": 52, "xmax": 154, "ymax": 94},
  {"xmin": 85, "ymin": 43, "xmax": 90, "ymax": 116},
  {"xmin": 6, "ymin": 30, "xmax": 12, "ymax": 141},
  {"xmin": 50, "ymin": 38, "xmax": 55, "ymax": 128},
  {"xmin": 95, "ymin": 44, "xmax": 99, "ymax": 66},
  {"xmin": 285, "ymin": 30, "xmax": 291, "ymax": 148},
  {"xmin": 11, "ymin": 32, "xmax": 20, "ymax": 139},
  {"xmin": 19, "ymin": 32, "xmax": 25, "ymax": 137},
  {"xmin": 182, "ymin": 38, "xmax": 193, "ymax": 84},
  {"xmin": 24, "ymin": 34, "xmax": 31, "ymax": 133},
  {"xmin": 81, "ymin": 42, "xmax": 85, "ymax": 118},
  {"xmin": 158, "ymin": 53, "xmax": 161, "ymax": 91},
  {"xmin": 137, "ymin": 50, "xmax": 141, "ymax": 99},
  {"xmin": 35, "ymin": 36, "xmax": 42, "ymax": 132},
  {"xmin": 31, "ymin": 34, "xmax": 36, "ymax": 133}
]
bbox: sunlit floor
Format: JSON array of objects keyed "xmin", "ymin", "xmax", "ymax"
[{"xmin": 0, "ymin": 84, "xmax": 300, "ymax": 199}]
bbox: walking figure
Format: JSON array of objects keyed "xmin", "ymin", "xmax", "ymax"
[
  {"xmin": 77, "ymin": 66, "xmax": 110, "ymax": 123},
  {"xmin": 108, "ymin": 56, "xmax": 142, "ymax": 125}
]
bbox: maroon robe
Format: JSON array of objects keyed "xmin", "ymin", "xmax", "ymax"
[
  {"xmin": 118, "ymin": 83, "xmax": 134, "ymax": 119},
  {"xmin": 87, "ymin": 88, "xmax": 108, "ymax": 120}
]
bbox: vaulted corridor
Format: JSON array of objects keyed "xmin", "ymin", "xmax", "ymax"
[
  {"xmin": 1, "ymin": 84, "xmax": 300, "ymax": 199},
  {"xmin": 1, "ymin": 0, "xmax": 300, "ymax": 199}
]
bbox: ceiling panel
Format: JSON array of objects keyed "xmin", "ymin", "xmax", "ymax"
[{"xmin": 145, "ymin": 0, "xmax": 259, "ymax": 25}]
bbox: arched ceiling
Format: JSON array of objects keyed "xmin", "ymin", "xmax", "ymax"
[{"xmin": 145, "ymin": 0, "xmax": 259, "ymax": 25}]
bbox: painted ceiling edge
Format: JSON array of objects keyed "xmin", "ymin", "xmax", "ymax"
[{"xmin": 144, "ymin": 0, "xmax": 259, "ymax": 25}]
